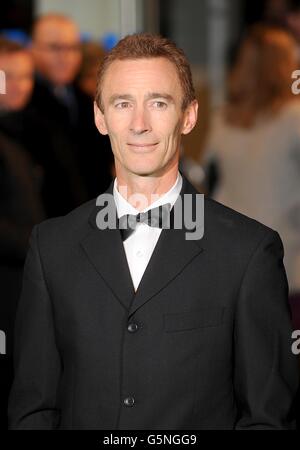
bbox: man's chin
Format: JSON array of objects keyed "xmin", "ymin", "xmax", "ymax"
[{"xmin": 129, "ymin": 166, "xmax": 160, "ymax": 177}]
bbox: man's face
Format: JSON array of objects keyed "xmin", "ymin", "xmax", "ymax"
[
  {"xmin": 0, "ymin": 51, "xmax": 34, "ymax": 111},
  {"xmin": 32, "ymin": 20, "xmax": 82, "ymax": 86},
  {"xmin": 94, "ymin": 57, "xmax": 198, "ymax": 178}
]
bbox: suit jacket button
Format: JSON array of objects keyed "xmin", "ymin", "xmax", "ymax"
[
  {"xmin": 127, "ymin": 322, "xmax": 139, "ymax": 333},
  {"xmin": 124, "ymin": 396, "xmax": 135, "ymax": 407}
]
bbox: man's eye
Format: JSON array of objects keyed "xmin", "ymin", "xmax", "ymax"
[
  {"xmin": 115, "ymin": 102, "xmax": 130, "ymax": 109},
  {"xmin": 153, "ymin": 101, "xmax": 167, "ymax": 109}
]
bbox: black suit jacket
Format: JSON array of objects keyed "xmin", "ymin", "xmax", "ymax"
[
  {"xmin": 0, "ymin": 132, "xmax": 45, "ymax": 430},
  {"xmin": 8, "ymin": 174, "xmax": 299, "ymax": 429}
]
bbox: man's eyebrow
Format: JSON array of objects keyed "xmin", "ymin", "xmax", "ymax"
[
  {"xmin": 108, "ymin": 93, "xmax": 175, "ymax": 104},
  {"xmin": 146, "ymin": 93, "xmax": 175, "ymax": 102},
  {"xmin": 108, "ymin": 94, "xmax": 134, "ymax": 104}
]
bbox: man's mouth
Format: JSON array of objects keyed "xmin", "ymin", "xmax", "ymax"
[
  {"xmin": 127, "ymin": 143, "xmax": 159, "ymax": 152},
  {"xmin": 127, "ymin": 143, "xmax": 158, "ymax": 147}
]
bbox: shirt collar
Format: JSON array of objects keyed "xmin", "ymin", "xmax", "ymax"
[{"xmin": 113, "ymin": 172, "xmax": 183, "ymax": 218}]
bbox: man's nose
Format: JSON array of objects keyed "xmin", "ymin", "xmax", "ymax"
[{"xmin": 129, "ymin": 106, "xmax": 151, "ymax": 134}]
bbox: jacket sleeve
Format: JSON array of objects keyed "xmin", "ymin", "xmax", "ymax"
[
  {"xmin": 8, "ymin": 224, "xmax": 62, "ymax": 429},
  {"xmin": 233, "ymin": 230, "xmax": 299, "ymax": 429}
]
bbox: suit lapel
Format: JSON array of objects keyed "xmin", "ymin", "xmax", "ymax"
[
  {"xmin": 80, "ymin": 181, "xmax": 136, "ymax": 310},
  {"xmin": 128, "ymin": 176, "xmax": 204, "ymax": 317}
]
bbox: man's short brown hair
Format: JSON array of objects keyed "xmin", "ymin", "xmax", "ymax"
[{"xmin": 95, "ymin": 33, "xmax": 196, "ymax": 112}]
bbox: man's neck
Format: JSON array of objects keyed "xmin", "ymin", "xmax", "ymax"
[{"xmin": 115, "ymin": 166, "xmax": 179, "ymax": 211}]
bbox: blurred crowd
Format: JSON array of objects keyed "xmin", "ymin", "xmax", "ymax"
[
  {"xmin": 202, "ymin": 1, "xmax": 300, "ymax": 336},
  {"xmin": 200, "ymin": 2, "xmax": 300, "ymax": 424},
  {"xmin": 0, "ymin": 13, "xmax": 114, "ymax": 428}
]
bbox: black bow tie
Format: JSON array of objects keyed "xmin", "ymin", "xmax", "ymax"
[{"xmin": 118, "ymin": 203, "xmax": 172, "ymax": 241}]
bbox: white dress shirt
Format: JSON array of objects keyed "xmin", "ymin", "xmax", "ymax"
[{"xmin": 113, "ymin": 172, "xmax": 183, "ymax": 291}]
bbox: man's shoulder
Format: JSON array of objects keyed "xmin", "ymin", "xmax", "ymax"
[
  {"xmin": 35, "ymin": 198, "xmax": 97, "ymax": 246},
  {"xmin": 183, "ymin": 175, "xmax": 277, "ymax": 244},
  {"xmin": 33, "ymin": 189, "xmax": 281, "ymax": 258},
  {"xmin": 203, "ymin": 195, "xmax": 280, "ymax": 251},
  {"xmin": 205, "ymin": 195, "xmax": 267, "ymax": 229}
]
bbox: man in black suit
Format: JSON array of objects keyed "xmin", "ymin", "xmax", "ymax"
[{"xmin": 8, "ymin": 33, "xmax": 299, "ymax": 429}]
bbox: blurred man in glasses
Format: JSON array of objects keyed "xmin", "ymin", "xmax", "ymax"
[{"xmin": 30, "ymin": 14, "xmax": 113, "ymax": 206}]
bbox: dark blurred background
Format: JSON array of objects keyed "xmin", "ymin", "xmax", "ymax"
[{"xmin": 0, "ymin": 0, "xmax": 299, "ymax": 430}]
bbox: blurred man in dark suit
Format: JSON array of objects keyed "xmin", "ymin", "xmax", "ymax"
[{"xmin": 30, "ymin": 13, "xmax": 113, "ymax": 200}]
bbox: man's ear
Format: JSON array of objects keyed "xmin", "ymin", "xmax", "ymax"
[
  {"xmin": 94, "ymin": 101, "xmax": 108, "ymax": 135},
  {"xmin": 181, "ymin": 100, "xmax": 198, "ymax": 135}
]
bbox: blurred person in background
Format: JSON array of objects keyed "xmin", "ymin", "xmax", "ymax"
[
  {"xmin": 76, "ymin": 40, "xmax": 106, "ymax": 98},
  {"xmin": 0, "ymin": 38, "xmax": 45, "ymax": 429},
  {"xmin": 0, "ymin": 35, "xmax": 85, "ymax": 218},
  {"xmin": 203, "ymin": 25, "xmax": 300, "ymax": 329},
  {"xmin": 30, "ymin": 13, "xmax": 113, "ymax": 200},
  {"xmin": 0, "ymin": 39, "xmax": 33, "ymax": 111},
  {"xmin": 76, "ymin": 39, "xmax": 115, "ymax": 178}
]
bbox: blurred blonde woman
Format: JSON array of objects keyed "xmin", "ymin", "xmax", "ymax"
[{"xmin": 204, "ymin": 24, "xmax": 300, "ymax": 326}]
